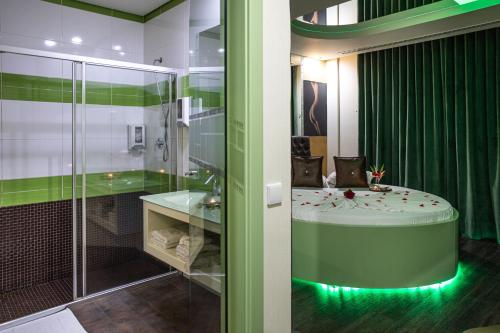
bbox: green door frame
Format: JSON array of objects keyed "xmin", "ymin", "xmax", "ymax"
[{"xmin": 227, "ymin": 0, "xmax": 264, "ymax": 332}]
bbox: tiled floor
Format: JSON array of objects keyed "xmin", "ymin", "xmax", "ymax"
[
  {"xmin": 0, "ymin": 279, "xmax": 72, "ymax": 324},
  {"xmin": 0, "ymin": 255, "xmax": 169, "ymax": 325},
  {"xmin": 86, "ymin": 255, "xmax": 171, "ymax": 295},
  {"xmin": 71, "ymin": 273, "xmax": 221, "ymax": 333}
]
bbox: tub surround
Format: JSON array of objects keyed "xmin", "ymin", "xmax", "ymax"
[{"xmin": 292, "ymin": 187, "xmax": 459, "ymax": 289}]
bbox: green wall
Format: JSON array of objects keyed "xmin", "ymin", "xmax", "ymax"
[{"xmin": 227, "ymin": 0, "xmax": 264, "ymax": 331}]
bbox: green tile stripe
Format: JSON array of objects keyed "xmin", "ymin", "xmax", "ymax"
[
  {"xmin": 143, "ymin": 0, "xmax": 187, "ymax": 22},
  {"xmin": 1, "ymin": 170, "xmax": 144, "ymax": 207},
  {"xmin": 42, "ymin": 0, "xmax": 186, "ymax": 23},
  {"xmin": 1, "ymin": 73, "xmax": 172, "ymax": 107},
  {"xmin": 0, "ymin": 169, "xmax": 220, "ymax": 207},
  {"xmin": 181, "ymin": 75, "xmax": 224, "ymax": 108}
]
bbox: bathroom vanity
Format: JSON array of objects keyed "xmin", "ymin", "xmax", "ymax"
[{"xmin": 141, "ymin": 191, "xmax": 222, "ymax": 293}]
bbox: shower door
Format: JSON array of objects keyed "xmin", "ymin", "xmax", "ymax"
[
  {"xmin": 0, "ymin": 47, "xmax": 179, "ymax": 324},
  {"xmin": 81, "ymin": 64, "xmax": 176, "ymax": 295},
  {"xmin": 0, "ymin": 51, "xmax": 82, "ymax": 323}
]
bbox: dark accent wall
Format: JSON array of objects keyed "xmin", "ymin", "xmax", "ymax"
[
  {"xmin": 0, "ymin": 192, "xmax": 149, "ymax": 294},
  {"xmin": 0, "ymin": 201, "xmax": 72, "ymax": 293}
]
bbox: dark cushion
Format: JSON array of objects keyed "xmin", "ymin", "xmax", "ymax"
[
  {"xmin": 334, "ymin": 156, "xmax": 369, "ymax": 188},
  {"xmin": 292, "ymin": 156, "xmax": 323, "ymax": 188},
  {"xmin": 291, "ymin": 136, "xmax": 311, "ymax": 157}
]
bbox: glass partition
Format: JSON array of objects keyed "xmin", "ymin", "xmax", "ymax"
[
  {"xmin": 82, "ymin": 65, "xmax": 175, "ymax": 295},
  {"xmin": 185, "ymin": 0, "xmax": 226, "ymax": 331},
  {"xmin": 0, "ymin": 52, "xmax": 80, "ymax": 322}
]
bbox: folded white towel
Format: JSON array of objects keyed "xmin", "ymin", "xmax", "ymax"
[
  {"xmin": 176, "ymin": 244, "xmax": 189, "ymax": 257},
  {"xmin": 150, "ymin": 237, "xmax": 170, "ymax": 251},
  {"xmin": 179, "ymin": 235, "xmax": 190, "ymax": 247},
  {"xmin": 151, "ymin": 228, "xmax": 185, "ymax": 248}
]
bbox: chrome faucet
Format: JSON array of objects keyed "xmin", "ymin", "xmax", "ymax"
[{"xmin": 204, "ymin": 174, "xmax": 221, "ymax": 196}]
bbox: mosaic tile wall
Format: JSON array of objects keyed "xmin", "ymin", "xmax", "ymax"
[
  {"xmin": 0, "ymin": 200, "xmax": 73, "ymax": 293},
  {"xmin": 0, "ymin": 191, "xmax": 148, "ymax": 294}
]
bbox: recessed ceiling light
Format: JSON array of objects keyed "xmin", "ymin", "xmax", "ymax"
[
  {"xmin": 44, "ymin": 40, "xmax": 57, "ymax": 47},
  {"xmin": 112, "ymin": 45, "xmax": 122, "ymax": 51},
  {"xmin": 119, "ymin": 51, "xmax": 125, "ymax": 56},
  {"xmin": 217, "ymin": 48, "xmax": 225, "ymax": 54},
  {"xmin": 71, "ymin": 36, "xmax": 82, "ymax": 45},
  {"xmin": 189, "ymin": 50, "xmax": 194, "ymax": 55}
]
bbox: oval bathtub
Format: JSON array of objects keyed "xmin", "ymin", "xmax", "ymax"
[{"xmin": 292, "ymin": 187, "xmax": 459, "ymax": 288}]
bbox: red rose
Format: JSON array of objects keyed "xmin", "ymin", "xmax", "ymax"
[{"xmin": 344, "ymin": 189, "xmax": 355, "ymax": 200}]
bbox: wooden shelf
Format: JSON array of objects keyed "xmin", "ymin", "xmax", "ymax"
[{"xmin": 145, "ymin": 241, "xmax": 190, "ymax": 274}]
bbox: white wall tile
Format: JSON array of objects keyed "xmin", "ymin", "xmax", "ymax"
[
  {"xmin": 85, "ymin": 105, "xmax": 112, "ymax": 139},
  {"xmin": 1, "ymin": 53, "xmax": 64, "ymax": 78},
  {"xmin": 0, "ymin": 0, "xmax": 62, "ymax": 42},
  {"xmin": 1, "ymin": 139, "xmax": 63, "ymax": 179},
  {"xmin": 84, "ymin": 138, "xmax": 111, "ymax": 174},
  {"xmin": 1, "ymin": 100, "xmax": 63, "ymax": 140},
  {"xmin": 111, "ymin": 137, "xmax": 143, "ymax": 172},
  {"xmin": 61, "ymin": 7, "xmax": 112, "ymax": 51},
  {"xmin": 111, "ymin": 19, "xmax": 144, "ymax": 59},
  {"xmin": 111, "ymin": 106, "xmax": 144, "ymax": 139}
]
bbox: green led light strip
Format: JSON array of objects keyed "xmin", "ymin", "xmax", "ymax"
[
  {"xmin": 454, "ymin": 0, "xmax": 479, "ymax": 4},
  {"xmin": 295, "ymin": 263, "xmax": 463, "ymax": 295}
]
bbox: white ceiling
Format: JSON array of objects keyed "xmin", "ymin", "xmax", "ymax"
[{"xmin": 81, "ymin": 0, "xmax": 169, "ymax": 16}]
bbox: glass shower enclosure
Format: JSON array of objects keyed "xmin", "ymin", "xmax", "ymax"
[{"xmin": 0, "ymin": 45, "xmax": 177, "ymax": 322}]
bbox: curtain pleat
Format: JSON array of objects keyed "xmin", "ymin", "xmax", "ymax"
[{"xmin": 358, "ymin": 6, "xmax": 500, "ymax": 241}]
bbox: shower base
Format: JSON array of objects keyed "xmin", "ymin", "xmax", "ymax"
[{"xmin": 0, "ymin": 279, "xmax": 72, "ymax": 324}]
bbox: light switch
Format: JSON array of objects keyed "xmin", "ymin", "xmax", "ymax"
[{"xmin": 266, "ymin": 183, "xmax": 283, "ymax": 206}]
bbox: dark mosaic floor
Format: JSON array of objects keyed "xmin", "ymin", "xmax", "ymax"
[
  {"xmin": 292, "ymin": 238, "xmax": 500, "ymax": 333},
  {"xmin": 0, "ymin": 279, "xmax": 72, "ymax": 324}
]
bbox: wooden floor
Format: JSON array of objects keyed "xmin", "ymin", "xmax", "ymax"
[
  {"xmin": 71, "ymin": 273, "xmax": 220, "ymax": 333},
  {"xmin": 292, "ymin": 238, "xmax": 500, "ymax": 333}
]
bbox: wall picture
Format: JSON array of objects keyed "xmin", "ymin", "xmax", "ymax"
[
  {"xmin": 303, "ymin": 80, "xmax": 327, "ymax": 136},
  {"xmin": 303, "ymin": 10, "xmax": 327, "ymax": 25}
]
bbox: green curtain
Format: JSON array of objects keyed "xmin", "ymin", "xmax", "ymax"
[
  {"xmin": 358, "ymin": 0, "xmax": 441, "ymax": 22},
  {"xmin": 358, "ymin": 26, "xmax": 500, "ymax": 242}
]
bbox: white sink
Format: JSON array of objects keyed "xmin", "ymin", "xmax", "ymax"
[
  {"xmin": 141, "ymin": 191, "xmax": 221, "ymax": 224},
  {"xmin": 162, "ymin": 191, "xmax": 207, "ymax": 208}
]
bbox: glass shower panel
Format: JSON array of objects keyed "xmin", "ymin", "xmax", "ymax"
[
  {"xmin": 0, "ymin": 53, "xmax": 79, "ymax": 322},
  {"xmin": 82, "ymin": 65, "xmax": 173, "ymax": 295},
  {"xmin": 186, "ymin": 0, "xmax": 225, "ymax": 331}
]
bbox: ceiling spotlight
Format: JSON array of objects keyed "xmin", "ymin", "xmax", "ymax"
[
  {"xmin": 71, "ymin": 36, "xmax": 83, "ymax": 45},
  {"xmin": 112, "ymin": 45, "xmax": 122, "ymax": 51},
  {"xmin": 119, "ymin": 51, "xmax": 125, "ymax": 56},
  {"xmin": 44, "ymin": 40, "xmax": 57, "ymax": 47},
  {"xmin": 217, "ymin": 48, "xmax": 225, "ymax": 54},
  {"xmin": 189, "ymin": 50, "xmax": 194, "ymax": 55}
]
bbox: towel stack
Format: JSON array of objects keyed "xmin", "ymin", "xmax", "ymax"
[
  {"xmin": 176, "ymin": 235, "xmax": 191, "ymax": 262},
  {"xmin": 150, "ymin": 228, "xmax": 185, "ymax": 250}
]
